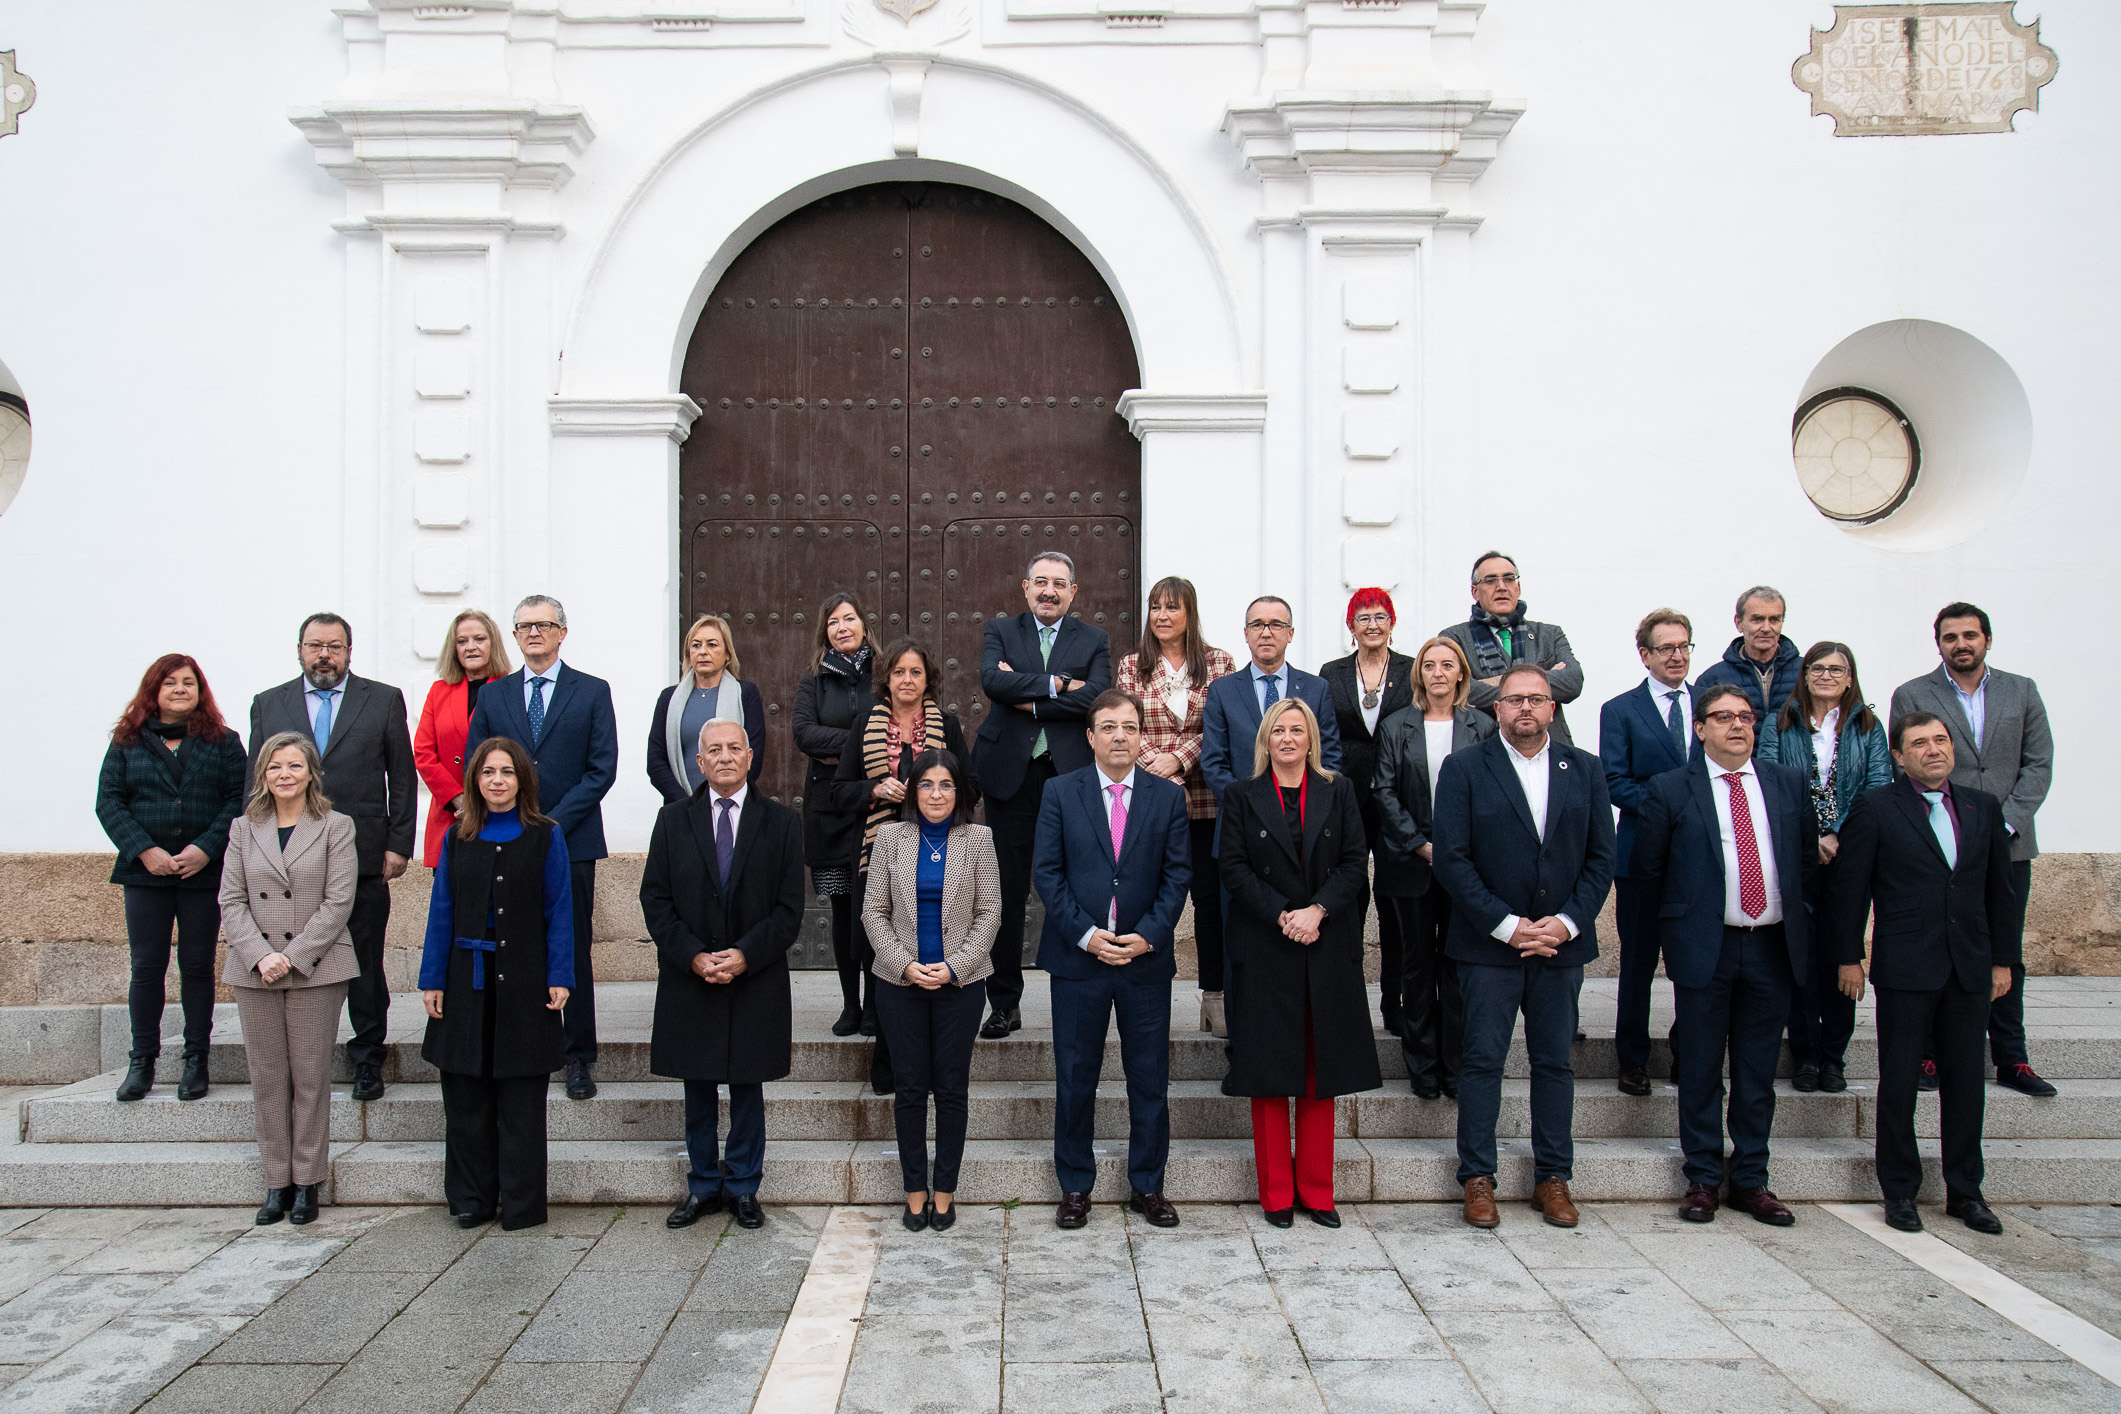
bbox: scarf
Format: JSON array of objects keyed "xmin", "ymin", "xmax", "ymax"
[
  {"xmin": 663, "ymin": 672, "xmax": 745, "ymax": 793},
  {"xmin": 1465, "ymin": 601, "xmax": 1530, "ymax": 679},
  {"xmin": 823, "ymin": 645, "xmax": 873, "ymax": 681},
  {"xmin": 145, "ymin": 719, "xmax": 189, "ymax": 740},
  {"xmin": 857, "ymin": 701, "xmax": 947, "ymax": 872}
]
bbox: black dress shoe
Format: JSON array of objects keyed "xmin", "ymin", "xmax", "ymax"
[
  {"xmin": 1130, "ymin": 1190, "xmax": 1180, "ymax": 1228},
  {"xmin": 177, "ymin": 1053, "xmax": 209, "ymax": 1101},
  {"xmin": 902, "ymin": 1199, "xmax": 930, "ymax": 1232},
  {"xmin": 115, "ymin": 1057, "xmax": 154, "ymax": 1103},
  {"xmin": 1380, "ymin": 1009, "xmax": 1403, "ymax": 1036},
  {"xmin": 929, "ymin": 1199, "xmax": 956, "ymax": 1233},
  {"xmin": 256, "ymin": 1186, "xmax": 296, "ymax": 1226},
  {"xmin": 732, "ymin": 1194, "xmax": 765, "ymax": 1229},
  {"xmin": 456, "ymin": 1209, "xmax": 494, "ymax": 1229},
  {"xmin": 1411, "ymin": 1081, "xmax": 1442, "ymax": 1101},
  {"xmin": 351, "ymin": 1064, "xmax": 385, "ymax": 1102},
  {"xmin": 1883, "ymin": 1198, "xmax": 1924, "ymax": 1232},
  {"xmin": 1818, "ymin": 1062, "xmax": 1848, "ymax": 1094},
  {"xmin": 1261, "ymin": 1206, "xmax": 1295, "ymax": 1229},
  {"xmin": 565, "ymin": 1062, "xmax": 597, "ymax": 1100},
  {"xmin": 667, "ymin": 1193, "xmax": 723, "ymax": 1229},
  {"xmin": 979, "ymin": 1008, "xmax": 1021, "ymax": 1040},
  {"xmin": 1916, "ymin": 1058, "xmax": 1940, "ymax": 1092},
  {"xmin": 289, "ymin": 1185, "xmax": 320, "ymax": 1226},
  {"xmin": 1302, "ymin": 1205, "xmax": 1341, "ymax": 1229},
  {"xmin": 1056, "ymin": 1192, "xmax": 1091, "ymax": 1229},
  {"xmin": 1440, "ymin": 1077, "xmax": 1458, "ymax": 1100},
  {"xmin": 1792, "ymin": 1065, "xmax": 1819, "ymax": 1094},
  {"xmin": 859, "ymin": 1014, "xmax": 880, "ymax": 1038},
  {"xmin": 1998, "ymin": 1063, "xmax": 2058, "ymax": 1098},
  {"xmin": 1616, "ymin": 1067, "xmax": 1651, "ymax": 1097},
  {"xmin": 1946, "ymin": 1195, "xmax": 2004, "ymax": 1234},
  {"xmin": 831, "ymin": 1007, "xmax": 863, "ymax": 1037}
]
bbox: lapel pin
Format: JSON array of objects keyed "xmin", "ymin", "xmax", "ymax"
[{"xmin": 1559, "ymin": 760, "xmax": 1570, "ymax": 770}]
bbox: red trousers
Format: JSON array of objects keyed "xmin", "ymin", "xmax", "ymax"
[{"xmin": 1250, "ymin": 1022, "xmax": 1335, "ymax": 1210}]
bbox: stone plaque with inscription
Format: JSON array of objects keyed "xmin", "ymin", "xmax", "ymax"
[{"xmin": 1793, "ymin": 3, "xmax": 2057, "ymax": 136}]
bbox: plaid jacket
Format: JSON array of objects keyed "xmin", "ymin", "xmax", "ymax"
[
  {"xmin": 95, "ymin": 732, "xmax": 249, "ymax": 889},
  {"xmin": 1115, "ymin": 646, "xmax": 1238, "ymax": 819}
]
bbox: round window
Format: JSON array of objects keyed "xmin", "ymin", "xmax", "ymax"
[
  {"xmin": 0, "ymin": 392, "xmax": 28, "ymax": 518},
  {"xmin": 1792, "ymin": 387, "xmax": 1918, "ymax": 524}
]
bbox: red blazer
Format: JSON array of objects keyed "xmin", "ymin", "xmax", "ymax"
[{"xmin": 413, "ymin": 677, "xmax": 484, "ymax": 867}]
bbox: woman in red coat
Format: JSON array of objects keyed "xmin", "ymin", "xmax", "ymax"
[{"xmin": 413, "ymin": 610, "xmax": 513, "ymax": 867}]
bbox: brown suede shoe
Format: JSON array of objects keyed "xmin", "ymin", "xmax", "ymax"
[
  {"xmin": 1678, "ymin": 1181, "xmax": 1719, "ymax": 1223},
  {"xmin": 1725, "ymin": 1186, "xmax": 1796, "ymax": 1227},
  {"xmin": 1462, "ymin": 1176, "xmax": 1500, "ymax": 1229},
  {"xmin": 1531, "ymin": 1177, "xmax": 1579, "ymax": 1228}
]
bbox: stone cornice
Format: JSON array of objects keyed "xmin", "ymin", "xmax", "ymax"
[
  {"xmin": 1224, "ymin": 91, "xmax": 1523, "ymax": 181},
  {"xmin": 1116, "ymin": 390, "xmax": 1269, "ymax": 436},
  {"xmin": 548, "ymin": 395, "xmax": 704, "ymax": 441},
  {"xmin": 292, "ymin": 100, "xmax": 596, "ymax": 190}
]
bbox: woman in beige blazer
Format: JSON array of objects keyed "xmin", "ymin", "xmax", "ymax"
[
  {"xmin": 218, "ymin": 731, "xmax": 360, "ymax": 1227},
  {"xmin": 861, "ymin": 748, "xmax": 1000, "ymax": 1232}
]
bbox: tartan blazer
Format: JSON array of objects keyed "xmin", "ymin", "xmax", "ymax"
[
  {"xmin": 861, "ymin": 822, "xmax": 1002, "ymax": 987},
  {"xmin": 1114, "ymin": 646, "xmax": 1238, "ymax": 819},
  {"xmin": 94, "ymin": 732, "xmax": 249, "ymax": 889}
]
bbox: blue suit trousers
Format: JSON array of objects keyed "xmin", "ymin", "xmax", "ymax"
[
  {"xmin": 684, "ymin": 1080, "xmax": 765, "ymax": 1197},
  {"xmin": 1050, "ymin": 968, "xmax": 1171, "ymax": 1196}
]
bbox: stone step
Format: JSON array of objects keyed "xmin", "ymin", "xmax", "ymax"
[
  {"xmin": 27, "ymin": 1074, "xmax": 2120, "ymax": 1146},
  {"xmin": 2, "ymin": 1134, "xmax": 2116, "ymax": 1207}
]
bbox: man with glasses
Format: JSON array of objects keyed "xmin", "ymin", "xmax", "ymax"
[
  {"xmin": 1438, "ymin": 552, "xmax": 1585, "ymax": 745},
  {"xmin": 1599, "ymin": 609, "xmax": 1700, "ymax": 1095},
  {"xmin": 1432, "ymin": 664, "xmax": 1613, "ymax": 1230},
  {"xmin": 975, "ymin": 553, "xmax": 1112, "ymax": 1039},
  {"xmin": 1695, "ymin": 586, "xmax": 1802, "ymax": 748},
  {"xmin": 467, "ymin": 595, "xmax": 618, "ymax": 1099},
  {"xmin": 1201, "ymin": 595, "xmax": 1343, "ymax": 848},
  {"xmin": 248, "ymin": 613, "xmax": 416, "ymax": 1102},
  {"xmin": 1890, "ymin": 603, "xmax": 2056, "ymax": 1098},
  {"xmin": 1629, "ymin": 683, "xmax": 1815, "ymax": 1226}
]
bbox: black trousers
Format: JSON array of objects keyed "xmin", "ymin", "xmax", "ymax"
[
  {"xmin": 1187, "ymin": 817, "xmax": 1225, "ymax": 991},
  {"xmin": 563, "ymin": 859, "xmax": 598, "ymax": 1064},
  {"xmin": 123, "ymin": 886, "xmax": 221, "ymax": 1061},
  {"xmin": 875, "ymin": 978, "xmax": 986, "ymax": 1193},
  {"xmin": 1921, "ymin": 859, "xmax": 2033, "ymax": 1071},
  {"xmin": 1371, "ymin": 845, "xmax": 1407, "ymax": 1028},
  {"xmin": 1385, "ymin": 887, "xmax": 1461, "ymax": 1090},
  {"xmin": 1674, "ymin": 925, "xmax": 1793, "ymax": 1189},
  {"xmin": 1877, "ymin": 979, "xmax": 1989, "ymax": 1203},
  {"xmin": 1612, "ymin": 876, "xmax": 1664, "ymax": 1075},
  {"xmin": 344, "ymin": 874, "xmax": 392, "ymax": 1070},
  {"xmin": 440, "ymin": 1070, "xmax": 550, "ymax": 1229},
  {"xmin": 985, "ymin": 756, "xmax": 1058, "ymax": 1014},
  {"xmin": 827, "ymin": 893, "xmax": 870, "ymax": 1015},
  {"xmin": 1785, "ymin": 863, "xmax": 1856, "ymax": 1071}
]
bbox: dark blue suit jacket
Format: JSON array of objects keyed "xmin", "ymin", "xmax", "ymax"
[
  {"xmin": 1199, "ymin": 664, "xmax": 1342, "ymax": 848},
  {"xmin": 1628, "ymin": 758, "xmax": 1817, "ymax": 990},
  {"xmin": 1431, "ymin": 734, "xmax": 1615, "ymax": 968},
  {"xmin": 975, "ymin": 612, "xmax": 1112, "ymax": 803},
  {"xmin": 1031, "ymin": 766, "xmax": 1191, "ymax": 984},
  {"xmin": 466, "ymin": 664, "xmax": 619, "ymax": 863},
  {"xmin": 1599, "ymin": 681, "xmax": 1699, "ymax": 879}
]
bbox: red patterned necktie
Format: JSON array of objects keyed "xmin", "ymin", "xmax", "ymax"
[{"xmin": 1722, "ymin": 772, "xmax": 1766, "ymax": 918}]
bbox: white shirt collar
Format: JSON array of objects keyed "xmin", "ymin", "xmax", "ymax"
[
  {"xmin": 1644, "ymin": 677, "xmax": 1688, "ymax": 700},
  {"xmin": 528, "ymin": 662, "xmax": 563, "ymax": 684},
  {"xmin": 1506, "ymin": 734, "xmax": 1551, "ymax": 764},
  {"xmin": 1707, "ymin": 755, "xmax": 1757, "ymax": 780},
  {"xmin": 707, "ymin": 782, "xmax": 748, "ymax": 812},
  {"xmin": 1096, "ymin": 764, "xmax": 1137, "ymax": 792},
  {"xmin": 1952, "ymin": 668, "xmax": 1991, "ymax": 696}
]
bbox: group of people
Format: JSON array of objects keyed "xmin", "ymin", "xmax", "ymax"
[{"xmin": 92, "ymin": 547, "xmax": 2049, "ymax": 1239}]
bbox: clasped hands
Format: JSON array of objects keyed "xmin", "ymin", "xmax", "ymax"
[
  {"xmin": 995, "ymin": 661, "xmax": 1085, "ymax": 712},
  {"xmin": 1277, "ymin": 905, "xmax": 1326, "ymax": 945},
  {"xmin": 138, "ymin": 845, "xmax": 212, "ymax": 879},
  {"xmin": 904, "ymin": 960, "xmax": 953, "ymax": 990},
  {"xmin": 1088, "ymin": 930, "xmax": 1150, "ymax": 965},
  {"xmin": 1508, "ymin": 916, "xmax": 1571, "ymax": 957},
  {"xmin": 693, "ymin": 948, "xmax": 749, "ymax": 985}
]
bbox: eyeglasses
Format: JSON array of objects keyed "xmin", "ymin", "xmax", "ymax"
[
  {"xmin": 1027, "ymin": 576, "xmax": 1072, "ymax": 590},
  {"xmin": 1245, "ymin": 620, "xmax": 1293, "ymax": 633},
  {"xmin": 1351, "ymin": 613, "xmax": 1393, "ymax": 627},
  {"xmin": 1646, "ymin": 643, "xmax": 1695, "ymax": 657},
  {"xmin": 1497, "ymin": 694, "xmax": 1553, "ymax": 709},
  {"xmin": 915, "ymin": 780, "xmax": 957, "ymax": 794},
  {"xmin": 1704, "ymin": 710, "xmax": 1760, "ymax": 726},
  {"xmin": 299, "ymin": 641, "xmax": 344, "ymax": 654},
  {"xmin": 1806, "ymin": 665, "xmax": 1849, "ymax": 679},
  {"xmin": 514, "ymin": 621, "xmax": 562, "ymax": 635},
  {"xmin": 1474, "ymin": 573, "xmax": 1520, "ymax": 589}
]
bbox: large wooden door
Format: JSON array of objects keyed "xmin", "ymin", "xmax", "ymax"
[{"xmin": 679, "ymin": 183, "xmax": 1142, "ymax": 964}]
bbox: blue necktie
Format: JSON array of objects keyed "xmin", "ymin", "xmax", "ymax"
[
  {"xmin": 716, "ymin": 797, "xmax": 737, "ymax": 883},
  {"xmin": 1665, "ymin": 690, "xmax": 1687, "ymax": 757},
  {"xmin": 1921, "ymin": 790, "xmax": 1958, "ymax": 868},
  {"xmin": 311, "ymin": 689, "xmax": 335, "ymax": 755},
  {"xmin": 1261, "ymin": 672, "xmax": 1281, "ymax": 709},
  {"xmin": 528, "ymin": 675, "xmax": 547, "ymax": 748}
]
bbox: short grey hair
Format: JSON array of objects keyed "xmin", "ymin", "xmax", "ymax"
[
  {"xmin": 514, "ymin": 594, "xmax": 567, "ymax": 629},
  {"xmin": 1734, "ymin": 585, "xmax": 1785, "ymax": 619},
  {"xmin": 696, "ymin": 718, "xmax": 748, "ymax": 753},
  {"xmin": 1025, "ymin": 551, "xmax": 1075, "ymax": 583}
]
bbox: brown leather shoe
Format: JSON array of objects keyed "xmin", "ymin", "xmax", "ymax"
[
  {"xmin": 1531, "ymin": 1178, "xmax": 1579, "ymax": 1228},
  {"xmin": 1725, "ymin": 1186, "xmax": 1796, "ymax": 1227},
  {"xmin": 1130, "ymin": 1190, "xmax": 1180, "ymax": 1228},
  {"xmin": 1055, "ymin": 1192, "xmax": 1091, "ymax": 1229},
  {"xmin": 1462, "ymin": 1176, "xmax": 1499, "ymax": 1229},
  {"xmin": 1678, "ymin": 1181, "xmax": 1719, "ymax": 1223}
]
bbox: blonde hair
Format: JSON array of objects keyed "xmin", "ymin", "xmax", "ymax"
[
  {"xmin": 1413, "ymin": 636, "xmax": 1473, "ymax": 711},
  {"xmin": 1250, "ymin": 697, "xmax": 1334, "ymax": 781},
  {"xmin": 684, "ymin": 613, "xmax": 742, "ymax": 680},
  {"xmin": 436, "ymin": 609, "xmax": 513, "ymax": 685},
  {"xmin": 246, "ymin": 732, "xmax": 334, "ymax": 823}
]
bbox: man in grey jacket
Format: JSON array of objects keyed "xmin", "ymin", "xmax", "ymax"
[
  {"xmin": 1438, "ymin": 551, "xmax": 1584, "ymax": 747},
  {"xmin": 1890, "ymin": 602, "xmax": 2055, "ymax": 1097}
]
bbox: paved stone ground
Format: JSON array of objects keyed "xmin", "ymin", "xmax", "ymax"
[{"xmin": 0, "ymin": 1192, "xmax": 2117, "ymax": 1412}]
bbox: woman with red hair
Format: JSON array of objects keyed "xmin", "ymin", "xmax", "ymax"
[{"xmin": 94, "ymin": 654, "xmax": 247, "ymax": 1102}]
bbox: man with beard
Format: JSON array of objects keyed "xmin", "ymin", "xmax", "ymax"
[
  {"xmin": 1438, "ymin": 552, "xmax": 1584, "ymax": 746},
  {"xmin": 1432, "ymin": 664, "xmax": 1614, "ymax": 1230},
  {"xmin": 248, "ymin": 612, "xmax": 416, "ymax": 1102},
  {"xmin": 1890, "ymin": 603, "xmax": 2056, "ymax": 1098},
  {"xmin": 1695, "ymin": 586, "xmax": 1802, "ymax": 748}
]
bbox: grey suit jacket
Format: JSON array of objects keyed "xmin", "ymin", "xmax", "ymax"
[
  {"xmin": 1889, "ymin": 664, "xmax": 2051, "ymax": 861},
  {"xmin": 249, "ymin": 675, "xmax": 418, "ymax": 876},
  {"xmin": 1437, "ymin": 618, "xmax": 1584, "ymax": 748},
  {"xmin": 217, "ymin": 811, "xmax": 361, "ymax": 989}
]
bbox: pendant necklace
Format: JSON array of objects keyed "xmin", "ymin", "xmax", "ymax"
[
  {"xmin": 927, "ymin": 837, "xmax": 944, "ymax": 862},
  {"xmin": 1360, "ymin": 660, "xmax": 1385, "ymax": 710}
]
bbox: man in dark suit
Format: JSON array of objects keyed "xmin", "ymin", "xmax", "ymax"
[
  {"xmin": 1829, "ymin": 710, "xmax": 2017, "ymax": 1236},
  {"xmin": 640, "ymin": 719, "xmax": 807, "ymax": 1231},
  {"xmin": 1033, "ymin": 689, "xmax": 1192, "ymax": 1231},
  {"xmin": 1200, "ymin": 594, "xmax": 1343, "ymax": 843},
  {"xmin": 975, "ymin": 551, "xmax": 1112, "ymax": 1039},
  {"xmin": 1599, "ymin": 608, "xmax": 1699, "ymax": 1096},
  {"xmin": 466, "ymin": 595, "xmax": 619, "ymax": 1099},
  {"xmin": 248, "ymin": 612, "xmax": 415, "ymax": 1102},
  {"xmin": 1432, "ymin": 664, "xmax": 1614, "ymax": 1231},
  {"xmin": 1631, "ymin": 682, "xmax": 1816, "ymax": 1226},
  {"xmin": 1890, "ymin": 602, "xmax": 2055, "ymax": 1097}
]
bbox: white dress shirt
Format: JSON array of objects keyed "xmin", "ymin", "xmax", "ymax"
[
  {"xmin": 1079, "ymin": 766, "xmax": 1137, "ymax": 948},
  {"xmin": 1708, "ymin": 758, "xmax": 1783, "ymax": 926},
  {"xmin": 1644, "ymin": 678, "xmax": 1692, "ymax": 745},
  {"xmin": 1488, "ymin": 735, "xmax": 1582, "ymax": 944},
  {"xmin": 523, "ymin": 662, "xmax": 563, "ymax": 713},
  {"xmin": 1809, "ymin": 704, "xmax": 1841, "ymax": 781}
]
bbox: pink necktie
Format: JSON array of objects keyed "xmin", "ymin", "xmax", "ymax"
[{"xmin": 1108, "ymin": 782, "xmax": 1127, "ymax": 929}]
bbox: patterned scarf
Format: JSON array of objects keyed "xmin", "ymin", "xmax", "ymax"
[
  {"xmin": 1465, "ymin": 601, "xmax": 1530, "ymax": 680},
  {"xmin": 857, "ymin": 701, "xmax": 947, "ymax": 872}
]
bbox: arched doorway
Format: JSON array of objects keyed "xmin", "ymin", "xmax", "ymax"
[{"xmin": 678, "ymin": 182, "xmax": 1143, "ymax": 959}]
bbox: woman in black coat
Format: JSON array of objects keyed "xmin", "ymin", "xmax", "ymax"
[
  {"xmin": 1318, "ymin": 588, "xmax": 1417, "ymax": 1035},
  {"xmin": 1220, "ymin": 697, "xmax": 1379, "ymax": 1229},
  {"xmin": 1370, "ymin": 636, "xmax": 1496, "ymax": 1099},
  {"xmin": 790, "ymin": 592, "xmax": 877, "ymax": 1035},
  {"xmin": 95, "ymin": 653, "xmax": 248, "ymax": 1103}
]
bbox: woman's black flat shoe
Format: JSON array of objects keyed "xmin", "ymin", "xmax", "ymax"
[
  {"xmin": 177, "ymin": 1054, "xmax": 209, "ymax": 1102},
  {"xmin": 1262, "ymin": 1206, "xmax": 1295, "ymax": 1229},
  {"xmin": 902, "ymin": 1200, "xmax": 929, "ymax": 1232},
  {"xmin": 1303, "ymin": 1205, "xmax": 1342, "ymax": 1229},
  {"xmin": 456, "ymin": 1209, "xmax": 494, "ymax": 1229},
  {"xmin": 289, "ymin": 1185, "xmax": 320, "ymax": 1226},
  {"xmin": 929, "ymin": 1198, "xmax": 956, "ymax": 1233},
  {"xmin": 115, "ymin": 1059, "xmax": 154, "ymax": 1103},
  {"xmin": 255, "ymin": 1186, "xmax": 295, "ymax": 1226},
  {"xmin": 831, "ymin": 1007, "xmax": 863, "ymax": 1037}
]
